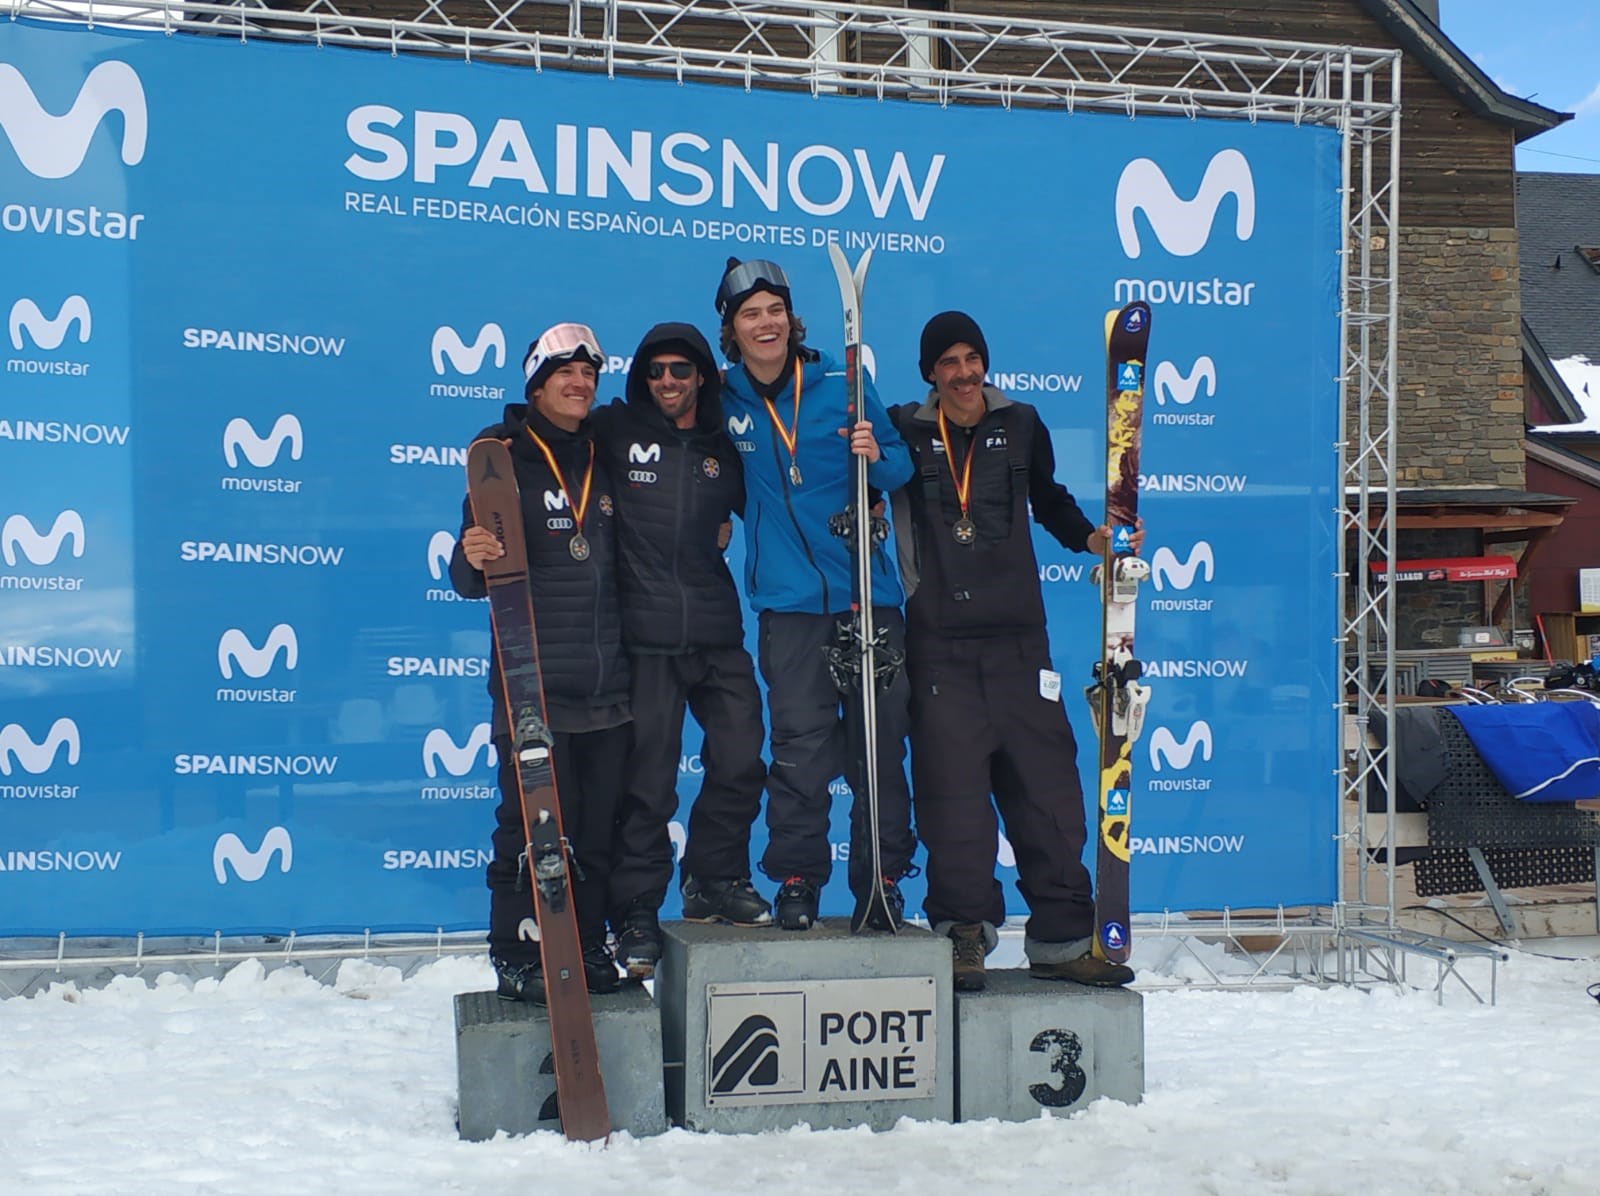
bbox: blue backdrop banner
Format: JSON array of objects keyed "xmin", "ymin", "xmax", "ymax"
[{"xmin": 0, "ymin": 19, "xmax": 1342, "ymax": 935}]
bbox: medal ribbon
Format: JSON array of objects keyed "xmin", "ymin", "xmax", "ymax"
[
  {"xmin": 935, "ymin": 404, "xmax": 976, "ymax": 521},
  {"xmin": 761, "ymin": 358, "xmax": 805, "ymax": 477},
  {"xmin": 525, "ymin": 426, "xmax": 595, "ymax": 536}
]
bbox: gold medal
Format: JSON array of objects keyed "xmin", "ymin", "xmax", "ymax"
[{"xmin": 763, "ymin": 359, "xmax": 806, "ymax": 490}]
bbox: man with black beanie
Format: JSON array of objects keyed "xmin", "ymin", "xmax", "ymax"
[
  {"xmin": 888, "ymin": 311, "xmax": 1142, "ymax": 990},
  {"xmin": 590, "ymin": 322, "xmax": 772, "ymax": 980}
]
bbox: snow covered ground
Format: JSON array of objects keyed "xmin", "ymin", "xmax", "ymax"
[{"xmin": 2, "ymin": 940, "xmax": 1599, "ymax": 1196}]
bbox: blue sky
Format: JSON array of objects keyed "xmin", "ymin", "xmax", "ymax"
[{"xmin": 1442, "ymin": 2, "xmax": 1600, "ymax": 172}]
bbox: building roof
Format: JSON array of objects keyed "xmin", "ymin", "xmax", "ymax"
[
  {"xmin": 1523, "ymin": 318, "xmax": 1588, "ymax": 426},
  {"xmin": 1527, "ymin": 436, "xmax": 1600, "ymax": 492},
  {"xmin": 1357, "ymin": 0, "xmax": 1568, "ymax": 140},
  {"xmin": 1517, "ymin": 173, "xmax": 1600, "ymax": 361},
  {"xmin": 1353, "ymin": 487, "xmax": 1574, "ymax": 509}
]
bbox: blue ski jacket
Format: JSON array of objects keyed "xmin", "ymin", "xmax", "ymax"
[{"xmin": 720, "ymin": 347, "xmax": 912, "ymax": 615}]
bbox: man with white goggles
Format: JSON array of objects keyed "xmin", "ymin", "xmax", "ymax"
[{"xmin": 522, "ymin": 322, "xmax": 604, "ymax": 382}]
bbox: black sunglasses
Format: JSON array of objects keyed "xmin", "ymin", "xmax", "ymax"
[{"xmin": 647, "ymin": 361, "xmax": 697, "ymax": 381}]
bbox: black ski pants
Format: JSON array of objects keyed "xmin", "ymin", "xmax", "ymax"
[
  {"xmin": 906, "ymin": 632, "xmax": 1094, "ymax": 944},
  {"xmin": 608, "ymin": 646, "xmax": 767, "ymax": 918},
  {"xmin": 487, "ymin": 723, "xmax": 630, "ymax": 962},
  {"xmin": 756, "ymin": 608, "xmax": 916, "ymax": 896}
]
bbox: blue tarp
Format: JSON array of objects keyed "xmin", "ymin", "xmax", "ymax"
[{"xmin": 1450, "ymin": 703, "xmax": 1600, "ymax": 803}]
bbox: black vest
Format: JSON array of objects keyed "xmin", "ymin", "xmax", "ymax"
[
  {"xmin": 893, "ymin": 401, "xmax": 1048, "ymax": 641},
  {"xmin": 593, "ymin": 397, "xmax": 745, "ymax": 652},
  {"xmin": 501, "ymin": 412, "xmax": 630, "ymax": 712}
]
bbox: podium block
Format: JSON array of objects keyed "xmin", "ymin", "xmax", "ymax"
[
  {"xmin": 954, "ymin": 968, "xmax": 1143, "ymax": 1121},
  {"xmin": 454, "ymin": 984, "xmax": 667, "ymax": 1139},
  {"xmin": 656, "ymin": 920, "xmax": 954, "ymax": 1132}
]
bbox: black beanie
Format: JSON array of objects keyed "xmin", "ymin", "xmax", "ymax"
[{"xmin": 919, "ymin": 311, "xmax": 989, "ymax": 381}]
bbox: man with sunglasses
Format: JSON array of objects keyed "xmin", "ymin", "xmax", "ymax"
[
  {"xmin": 590, "ymin": 322, "xmax": 771, "ymax": 980},
  {"xmin": 715, "ymin": 257, "xmax": 918, "ymax": 933},
  {"xmin": 450, "ymin": 321, "xmax": 632, "ymax": 1003}
]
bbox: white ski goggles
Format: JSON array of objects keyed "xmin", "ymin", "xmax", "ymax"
[
  {"xmin": 715, "ymin": 259, "xmax": 791, "ymax": 318},
  {"xmin": 523, "ymin": 322, "xmax": 604, "ymax": 381}
]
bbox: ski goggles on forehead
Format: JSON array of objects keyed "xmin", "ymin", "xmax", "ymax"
[
  {"xmin": 647, "ymin": 360, "xmax": 697, "ymax": 381},
  {"xmin": 523, "ymin": 322, "xmax": 603, "ymax": 381},
  {"xmin": 715, "ymin": 259, "xmax": 791, "ymax": 317}
]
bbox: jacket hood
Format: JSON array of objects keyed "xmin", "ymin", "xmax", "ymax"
[{"xmin": 624, "ymin": 322, "xmax": 724, "ymax": 434}]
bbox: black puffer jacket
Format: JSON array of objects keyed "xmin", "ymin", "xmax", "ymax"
[
  {"xmin": 449, "ymin": 402, "xmax": 629, "ymax": 731},
  {"xmin": 590, "ymin": 322, "xmax": 746, "ymax": 652}
]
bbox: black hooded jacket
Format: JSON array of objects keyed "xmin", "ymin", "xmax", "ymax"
[
  {"xmin": 448, "ymin": 402, "xmax": 630, "ymax": 732},
  {"xmin": 589, "ymin": 322, "xmax": 746, "ymax": 653}
]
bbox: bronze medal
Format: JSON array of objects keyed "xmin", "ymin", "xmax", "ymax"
[{"xmin": 937, "ymin": 405, "xmax": 979, "ymax": 551}]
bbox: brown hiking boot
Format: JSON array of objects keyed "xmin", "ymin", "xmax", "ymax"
[
  {"xmin": 1030, "ymin": 953, "xmax": 1135, "ymax": 987},
  {"xmin": 949, "ymin": 923, "xmax": 987, "ymax": 992}
]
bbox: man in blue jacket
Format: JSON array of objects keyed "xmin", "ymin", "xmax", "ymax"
[{"xmin": 714, "ymin": 257, "xmax": 918, "ymax": 931}]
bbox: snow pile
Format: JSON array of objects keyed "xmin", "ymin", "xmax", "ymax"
[
  {"xmin": 2, "ymin": 946, "xmax": 1599, "ymax": 1195},
  {"xmin": 1537, "ymin": 356, "xmax": 1600, "ymax": 431}
]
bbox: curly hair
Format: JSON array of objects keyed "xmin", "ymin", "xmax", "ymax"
[{"xmin": 720, "ymin": 312, "xmax": 807, "ymax": 364}]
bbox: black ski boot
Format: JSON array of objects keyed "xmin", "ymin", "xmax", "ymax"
[
  {"xmin": 582, "ymin": 941, "xmax": 622, "ymax": 994},
  {"xmin": 774, "ymin": 877, "xmax": 820, "ymax": 930},
  {"xmin": 614, "ymin": 902, "xmax": 663, "ymax": 981},
  {"xmin": 852, "ymin": 878, "xmax": 905, "ymax": 932},
  {"xmin": 492, "ymin": 955, "xmax": 546, "ymax": 1005},
  {"xmin": 681, "ymin": 874, "xmax": 774, "ymax": 926}
]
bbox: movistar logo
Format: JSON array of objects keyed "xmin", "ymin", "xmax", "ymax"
[
  {"xmin": 1150, "ymin": 542, "xmax": 1215, "ymax": 591},
  {"xmin": 427, "ymin": 530, "xmax": 455, "ymax": 580},
  {"xmin": 1149, "ymin": 721, "xmax": 1214, "ymax": 771},
  {"xmin": 431, "ymin": 323, "xmax": 505, "ymax": 376},
  {"xmin": 223, "ymin": 414, "xmax": 303, "ymax": 468},
  {"xmin": 422, "ymin": 724, "xmax": 498, "ymax": 777},
  {"xmin": 1153, "ymin": 356, "xmax": 1216, "ymax": 406},
  {"xmin": 0, "ymin": 61, "xmax": 147, "ymax": 179},
  {"xmin": 628, "ymin": 442, "xmax": 661, "ymax": 464},
  {"xmin": 727, "ymin": 414, "xmax": 754, "ymax": 436},
  {"xmin": 2, "ymin": 510, "xmax": 85, "ymax": 566},
  {"xmin": 213, "ymin": 826, "xmax": 293, "ymax": 883},
  {"xmin": 1115, "ymin": 148, "xmax": 1255, "ymax": 258},
  {"xmin": 217, "ymin": 624, "xmax": 299, "ymax": 679},
  {"xmin": 9, "ymin": 295, "xmax": 91, "ymax": 350},
  {"xmin": 0, "ymin": 717, "xmax": 80, "ymax": 775}
]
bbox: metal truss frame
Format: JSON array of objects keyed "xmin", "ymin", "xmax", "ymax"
[{"xmin": 4, "ymin": 0, "xmax": 1424, "ymax": 996}]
